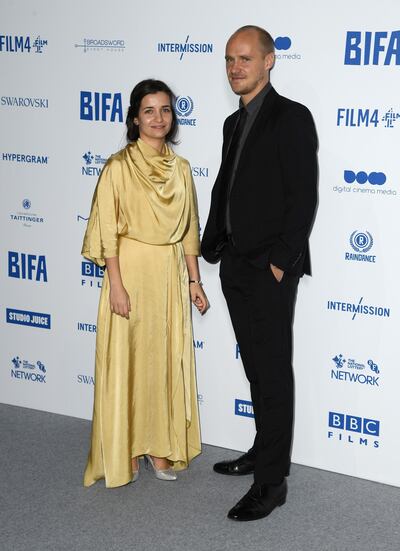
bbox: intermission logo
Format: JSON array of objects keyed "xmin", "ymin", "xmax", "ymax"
[
  {"xmin": 81, "ymin": 150, "xmax": 107, "ymax": 176},
  {"xmin": 344, "ymin": 31, "xmax": 400, "ymax": 65},
  {"xmin": 11, "ymin": 356, "xmax": 46, "ymax": 383},
  {"xmin": 8, "ymin": 251, "xmax": 47, "ymax": 282},
  {"xmin": 80, "ymin": 91, "xmax": 123, "ymax": 122},
  {"xmin": 81, "ymin": 260, "xmax": 103, "ymax": 288},
  {"xmin": 77, "ymin": 322, "xmax": 97, "ymax": 333},
  {"xmin": 1, "ymin": 96, "xmax": 49, "ymax": 109},
  {"xmin": 75, "ymin": 38, "xmax": 125, "ymax": 53},
  {"xmin": 235, "ymin": 399, "xmax": 254, "ymax": 418},
  {"xmin": 6, "ymin": 308, "xmax": 51, "ymax": 329},
  {"xmin": 332, "ymin": 170, "xmax": 396, "ymax": 197},
  {"xmin": 10, "ymin": 199, "xmax": 45, "ymax": 227},
  {"xmin": 2, "ymin": 152, "xmax": 48, "ymax": 164},
  {"xmin": 0, "ymin": 35, "xmax": 47, "ymax": 54},
  {"xmin": 337, "ymin": 107, "xmax": 400, "ymax": 128},
  {"xmin": 331, "ymin": 354, "xmax": 380, "ymax": 387},
  {"xmin": 175, "ymin": 96, "xmax": 197, "ymax": 126},
  {"xmin": 345, "ymin": 231, "xmax": 376, "ymax": 263},
  {"xmin": 328, "ymin": 411, "xmax": 380, "ymax": 448},
  {"xmin": 274, "ymin": 36, "xmax": 302, "ymax": 60},
  {"xmin": 327, "ymin": 297, "xmax": 390, "ymax": 321},
  {"xmin": 157, "ymin": 35, "xmax": 213, "ymax": 61}
]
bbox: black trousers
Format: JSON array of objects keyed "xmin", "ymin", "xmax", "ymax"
[{"xmin": 220, "ymin": 243, "xmax": 299, "ymax": 485}]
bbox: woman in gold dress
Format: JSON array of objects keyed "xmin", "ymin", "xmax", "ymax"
[{"xmin": 82, "ymin": 79, "xmax": 209, "ymax": 488}]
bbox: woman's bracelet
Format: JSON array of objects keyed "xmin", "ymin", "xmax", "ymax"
[{"xmin": 189, "ymin": 280, "xmax": 203, "ymax": 286}]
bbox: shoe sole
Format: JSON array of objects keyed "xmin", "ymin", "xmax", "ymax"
[{"xmin": 227, "ymin": 497, "xmax": 286, "ymax": 522}]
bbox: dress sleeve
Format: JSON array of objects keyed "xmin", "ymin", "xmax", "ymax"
[
  {"xmin": 182, "ymin": 164, "xmax": 201, "ymax": 256},
  {"xmin": 81, "ymin": 160, "xmax": 120, "ymax": 266}
]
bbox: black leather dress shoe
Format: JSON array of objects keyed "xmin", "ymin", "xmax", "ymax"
[
  {"xmin": 213, "ymin": 452, "xmax": 255, "ymax": 475},
  {"xmin": 227, "ymin": 479, "xmax": 287, "ymax": 521}
]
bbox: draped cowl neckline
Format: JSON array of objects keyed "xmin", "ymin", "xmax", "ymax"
[{"xmin": 126, "ymin": 138, "xmax": 176, "ymax": 187}]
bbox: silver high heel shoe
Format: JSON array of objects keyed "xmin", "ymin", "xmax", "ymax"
[
  {"xmin": 131, "ymin": 458, "xmax": 139, "ymax": 483},
  {"xmin": 144, "ymin": 455, "xmax": 177, "ymax": 481}
]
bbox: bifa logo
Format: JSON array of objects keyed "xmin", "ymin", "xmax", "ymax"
[
  {"xmin": 81, "ymin": 150, "xmax": 107, "ymax": 176},
  {"xmin": 344, "ymin": 31, "xmax": 400, "ymax": 65},
  {"xmin": 175, "ymin": 96, "xmax": 196, "ymax": 126},
  {"xmin": 6, "ymin": 308, "xmax": 51, "ymax": 329},
  {"xmin": 337, "ymin": 108, "xmax": 400, "ymax": 128},
  {"xmin": 80, "ymin": 91, "xmax": 123, "ymax": 122},
  {"xmin": 77, "ymin": 374, "xmax": 94, "ymax": 385},
  {"xmin": 331, "ymin": 354, "xmax": 380, "ymax": 387},
  {"xmin": 0, "ymin": 35, "xmax": 47, "ymax": 53},
  {"xmin": 328, "ymin": 411, "xmax": 380, "ymax": 448},
  {"xmin": 11, "ymin": 356, "xmax": 46, "ymax": 383},
  {"xmin": 235, "ymin": 399, "xmax": 254, "ymax": 418},
  {"xmin": 8, "ymin": 251, "xmax": 47, "ymax": 282},
  {"xmin": 345, "ymin": 231, "xmax": 376, "ymax": 263},
  {"xmin": 81, "ymin": 260, "xmax": 104, "ymax": 288},
  {"xmin": 193, "ymin": 340, "xmax": 204, "ymax": 349},
  {"xmin": 273, "ymin": 36, "xmax": 301, "ymax": 60}
]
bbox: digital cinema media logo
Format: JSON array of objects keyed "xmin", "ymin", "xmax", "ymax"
[
  {"xmin": 0, "ymin": 34, "xmax": 47, "ymax": 54},
  {"xmin": 8, "ymin": 251, "xmax": 47, "ymax": 282},
  {"xmin": 157, "ymin": 35, "xmax": 213, "ymax": 61},
  {"xmin": 337, "ymin": 107, "xmax": 400, "ymax": 128},
  {"xmin": 81, "ymin": 260, "xmax": 103, "ymax": 288},
  {"xmin": 75, "ymin": 38, "xmax": 125, "ymax": 53},
  {"xmin": 328, "ymin": 412, "xmax": 380, "ymax": 448},
  {"xmin": 332, "ymin": 170, "xmax": 396, "ymax": 197},
  {"xmin": 344, "ymin": 30, "xmax": 400, "ymax": 65},
  {"xmin": 6, "ymin": 308, "xmax": 51, "ymax": 329},
  {"xmin": 345, "ymin": 231, "xmax": 376, "ymax": 263},
  {"xmin": 235, "ymin": 399, "xmax": 254, "ymax": 418},
  {"xmin": 80, "ymin": 91, "xmax": 123, "ymax": 122},
  {"xmin": 11, "ymin": 356, "xmax": 47, "ymax": 383},
  {"xmin": 273, "ymin": 36, "xmax": 301, "ymax": 60},
  {"xmin": 331, "ymin": 354, "xmax": 380, "ymax": 387},
  {"xmin": 327, "ymin": 297, "xmax": 390, "ymax": 321}
]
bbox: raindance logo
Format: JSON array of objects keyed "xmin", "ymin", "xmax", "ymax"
[
  {"xmin": 331, "ymin": 354, "xmax": 380, "ymax": 386},
  {"xmin": 345, "ymin": 231, "xmax": 376, "ymax": 263},
  {"xmin": 81, "ymin": 150, "xmax": 107, "ymax": 176},
  {"xmin": 337, "ymin": 107, "xmax": 400, "ymax": 128},
  {"xmin": 175, "ymin": 96, "xmax": 196, "ymax": 126},
  {"xmin": 328, "ymin": 411, "xmax": 380, "ymax": 448},
  {"xmin": 274, "ymin": 36, "xmax": 301, "ymax": 60},
  {"xmin": 0, "ymin": 35, "xmax": 47, "ymax": 53},
  {"xmin": 11, "ymin": 356, "xmax": 46, "ymax": 383},
  {"xmin": 10, "ymin": 199, "xmax": 44, "ymax": 227},
  {"xmin": 2, "ymin": 152, "xmax": 48, "ymax": 164},
  {"xmin": 157, "ymin": 35, "xmax": 213, "ymax": 61},
  {"xmin": 327, "ymin": 297, "xmax": 390, "ymax": 320},
  {"xmin": 344, "ymin": 31, "xmax": 400, "ymax": 65},
  {"xmin": 75, "ymin": 38, "xmax": 125, "ymax": 53}
]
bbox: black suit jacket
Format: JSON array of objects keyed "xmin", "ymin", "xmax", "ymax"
[{"xmin": 201, "ymin": 86, "xmax": 318, "ymax": 276}]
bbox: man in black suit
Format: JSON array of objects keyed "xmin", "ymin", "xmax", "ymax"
[{"xmin": 201, "ymin": 25, "xmax": 318, "ymax": 521}]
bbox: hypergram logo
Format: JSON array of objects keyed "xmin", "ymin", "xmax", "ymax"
[
  {"xmin": 327, "ymin": 297, "xmax": 390, "ymax": 320},
  {"xmin": 331, "ymin": 354, "xmax": 380, "ymax": 386},
  {"xmin": 2, "ymin": 152, "xmax": 48, "ymax": 164},
  {"xmin": 80, "ymin": 91, "xmax": 123, "ymax": 122},
  {"xmin": 344, "ymin": 31, "xmax": 400, "ymax": 65},
  {"xmin": 175, "ymin": 96, "xmax": 196, "ymax": 126},
  {"xmin": 11, "ymin": 356, "xmax": 47, "ymax": 383},
  {"xmin": 157, "ymin": 35, "xmax": 213, "ymax": 61},
  {"xmin": 345, "ymin": 231, "xmax": 376, "ymax": 263}
]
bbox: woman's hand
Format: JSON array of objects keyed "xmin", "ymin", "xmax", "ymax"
[
  {"xmin": 109, "ymin": 284, "xmax": 131, "ymax": 319},
  {"xmin": 189, "ymin": 283, "xmax": 209, "ymax": 315}
]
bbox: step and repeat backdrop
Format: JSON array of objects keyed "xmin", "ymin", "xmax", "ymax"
[{"xmin": 1, "ymin": 0, "xmax": 399, "ymax": 486}]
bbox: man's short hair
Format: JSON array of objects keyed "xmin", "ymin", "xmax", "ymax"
[{"xmin": 233, "ymin": 25, "xmax": 275, "ymax": 54}]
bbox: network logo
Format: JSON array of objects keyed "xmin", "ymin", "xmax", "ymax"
[
  {"xmin": 345, "ymin": 230, "xmax": 376, "ymax": 263},
  {"xmin": 6, "ymin": 308, "xmax": 51, "ymax": 329},
  {"xmin": 328, "ymin": 411, "xmax": 380, "ymax": 449},
  {"xmin": 75, "ymin": 38, "xmax": 125, "ymax": 53},
  {"xmin": 0, "ymin": 35, "xmax": 47, "ymax": 53},
  {"xmin": 235, "ymin": 399, "xmax": 254, "ymax": 418},
  {"xmin": 80, "ymin": 91, "xmax": 123, "ymax": 122},
  {"xmin": 157, "ymin": 35, "xmax": 213, "ymax": 61},
  {"xmin": 2, "ymin": 152, "xmax": 48, "ymax": 164},
  {"xmin": 344, "ymin": 31, "xmax": 400, "ymax": 65},
  {"xmin": 8, "ymin": 251, "xmax": 47, "ymax": 282},
  {"xmin": 10, "ymin": 200, "xmax": 44, "ymax": 227},
  {"xmin": 175, "ymin": 96, "xmax": 196, "ymax": 127},
  {"xmin": 81, "ymin": 150, "xmax": 107, "ymax": 176},
  {"xmin": 337, "ymin": 108, "xmax": 400, "ymax": 128},
  {"xmin": 0, "ymin": 96, "xmax": 49, "ymax": 108},
  {"xmin": 331, "ymin": 354, "xmax": 380, "ymax": 386},
  {"xmin": 327, "ymin": 297, "xmax": 390, "ymax": 320},
  {"xmin": 11, "ymin": 356, "xmax": 47, "ymax": 383},
  {"xmin": 81, "ymin": 260, "xmax": 104, "ymax": 288}
]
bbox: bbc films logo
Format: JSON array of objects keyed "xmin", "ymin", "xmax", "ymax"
[
  {"xmin": 332, "ymin": 170, "xmax": 396, "ymax": 197},
  {"xmin": 274, "ymin": 36, "xmax": 301, "ymax": 60},
  {"xmin": 6, "ymin": 308, "xmax": 51, "ymax": 329},
  {"xmin": 157, "ymin": 35, "xmax": 213, "ymax": 61},
  {"xmin": 75, "ymin": 38, "xmax": 125, "ymax": 53},
  {"xmin": 8, "ymin": 251, "xmax": 48, "ymax": 282},
  {"xmin": 345, "ymin": 231, "xmax": 376, "ymax": 263},
  {"xmin": 331, "ymin": 354, "xmax": 380, "ymax": 387},
  {"xmin": 80, "ymin": 91, "xmax": 123, "ymax": 122},
  {"xmin": 235, "ymin": 399, "xmax": 254, "ymax": 418},
  {"xmin": 337, "ymin": 108, "xmax": 400, "ymax": 128},
  {"xmin": 10, "ymin": 199, "xmax": 45, "ymax": 228},
  {"xmin": 175, "ymin": 96, "xmax": 197, "ymax": 127},
  {"xmin": 11, "ymin": 356, "xmax": 46, "ymax": 383},
  {"xmin": 327, "ymin": 297, "xmax": 390, "ymax": 321},
  {"xmin": 81, "ymin": 260, "xmax": 104, "ymax": 288},
  {"xmin": 344, "ymin": 31, "xmax": 400, "ymax": 65},
  {"xmin": 0, "ymin": 35, "xmax": 47, "ymax": 54},
  {"xmin": 81, "ymin": 150, "xmax": 107, "ymax": 176},
  {"xmin": 1, "ymin": 96, "xmax": 49, "ymax": 109},
  {"xmin": 328, "ymin": 412, "xmax": 380, "ymax": 449}
]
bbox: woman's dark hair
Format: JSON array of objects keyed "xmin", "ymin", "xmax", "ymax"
[{"xmin": 126, "ymin": 79, "xmax": 178, "ymax": 143}]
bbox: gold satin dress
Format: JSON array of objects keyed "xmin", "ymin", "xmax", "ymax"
[{"xmin": 82, "ymin": 139, "xmax": 201, "ymax": 488}]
